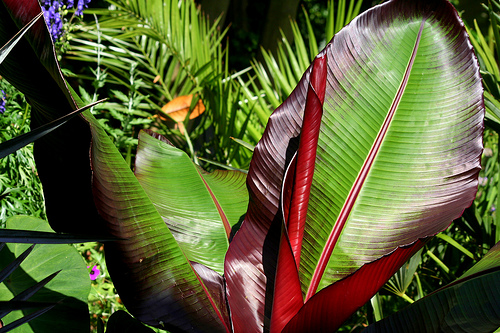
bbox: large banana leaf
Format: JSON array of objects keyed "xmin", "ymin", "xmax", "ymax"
[
  {"xmin": 363, "ymin": 241, "xmax": 500, "ymax": 332},
  {"xmin": 225, "ymin": 0, "xmax": 484, "ymax": 332}
]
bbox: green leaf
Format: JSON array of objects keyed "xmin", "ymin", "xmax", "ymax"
[
  {"xmin": 1, "ymin": 2, "xmax": 232, "ymax": 326},
  {"xmin": 81, "ymin": 110, "xmax": 230, "ymax": 331},
  {"xmin": 298, "ymin": 0, "xmax": 482, "ymax": 296},
  {"xmin": 0, "ymin": 216, "xmax": 90, "ymax": 333},
  {"xmin": 134, "ymin": 130, "xmax": 248, "ymax": 274},
  {"xmin": 384, "ymin": 249, "xmax": 423, "ymax": 301},
  {"xmin": 226, "ymin": 0, "xmax": 484, "ymax": 331}
]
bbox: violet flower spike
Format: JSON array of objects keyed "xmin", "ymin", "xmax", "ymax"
[{"xmin": 0, "ymin": 90, "xmax": 6, "ymax": 114}]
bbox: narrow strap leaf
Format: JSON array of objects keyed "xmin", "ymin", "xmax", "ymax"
[
  {"xmin": 0, "ymin": 245, "xmax": 35, "ymax": 284},
  {"xmin": 0, "ymin": 99, "xmax": 104, "ymax": 159},
  {"xmin": 0, "ymin": 229, "xmax": 117, "ymax": 244},
  {"xmin": 0, "ymin": 271, "xmax": 60, "ymax": 318},
  {"xmin": 0, "ymin": 303, "xmax": 56, "ymax": 333},
  {"xmin": 0, "ymin": 12, "xmax": 43, "ymax": 64}
]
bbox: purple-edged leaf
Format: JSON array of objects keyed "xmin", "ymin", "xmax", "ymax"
[
  {"xmin": 226, "ymin": 0, "xmax": 483, "ymax": 331},
  {"xmin": 0, "ymin": 0, "xmax": 100, "ymax": 234},
  {"xmin": 297, "ymin": 0, "xmax": 483, "ymax": 301},
  {"xmin": 363, "ymin": 242, "xmax": 500, "ymax": 333},
  {"xmin": 134, "ymin": 130, "xmax": 248, "ymax": 274},
  {"xmin": 0, "ymin": 1, "xmax": 233, "ymax": 330},
  {"xmin": 225, "ymin": 62, "xmax": 312, "ymax": 333},
  {"xmin": 83, "ymin": 110, "xmax": 230, "ymax": 332}
]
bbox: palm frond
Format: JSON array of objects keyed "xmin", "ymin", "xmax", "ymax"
[{"xmin": 242, "ymin": 0, "xmax": 365, "ymax": 120}]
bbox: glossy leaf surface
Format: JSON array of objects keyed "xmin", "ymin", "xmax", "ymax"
[
  {"xmin": 81, "ymin": 108, "xmax": 230, "ymax": 332},
  {"xmin": 363, "ymin": 242, "xmax": 500, "ymax": 333},
  {"xmin": 225, "ymin": 0, "xmax": 484, "ymax": 331},
  {"xmin": 134, "ymin": 130, "xmax": 248, "ymax": 274},
  {"xmin": 298, "ymin": 0, "xmax": 482, "ymax": 297}
]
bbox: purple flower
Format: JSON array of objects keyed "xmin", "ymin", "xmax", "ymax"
[
  {"xmin": 41, "ymin": 0, "xmax": 63, "ymax": 40},
  {"xmin": 0, "ymin": 90, "xmax": 6, "ymax": 114},
  {"xmin": 41, "ymin": 0, "xmax": 92, "ymax": 41},
  {"xmin": 87, "ymin": 265, "xmax": 101, "ymax": 280},
  {"xmin": 75, "ymin": 0, "xmax": 92, "ymax": 16}
]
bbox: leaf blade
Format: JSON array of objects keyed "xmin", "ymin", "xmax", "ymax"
[
  {"xmin": 299, "ymin": 0, "xmax": 483, "ymax": 297},
  {"xmin": 134, "ymin": 130, "xmax": 248, "ymax": 274},
  {"xmin": 86, "ymin": 111, "xmax": 230, "ymax": 332}
]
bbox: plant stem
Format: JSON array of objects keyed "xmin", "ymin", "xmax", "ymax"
[
  {"xmin": 426, "ymin": 250, "xmax": 450, "ymax": 274},
  {"xmin": 436, "ymin": 233, "xmax": 474, "ymax": 259}
]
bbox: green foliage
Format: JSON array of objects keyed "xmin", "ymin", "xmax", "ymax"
[
  {"xmin": 239, "ymin": 0, "xmax": 364, "ymax": 123},
  {"xmin": 79, "ymin": 62, "xmax": 152, "ymax": 167},
  {"xmin": 0, "ymin": 79, "xmax": 45, "ymax": 226},
  {"xmin": 0, "ymin": 216, "xmax": 90, "ymax": 332},
  {"xmin": 75, "ymin": 242, "xmax": 125, "ymax": 332},
  {"xmin": 66, "ymin": 0, "xmax": 257, "ymax": 169}
]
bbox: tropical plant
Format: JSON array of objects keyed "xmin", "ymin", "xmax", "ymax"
[
  {"xmin": 238, "ymin": 0, "xmax": 364, "ymax": 123},
  {"xmin": 0, "ymin": 9, "xmax": 119, "ymax": 333},
  {"xmin": 0, "ymin": 216, "xmax": 91, "ymax": 333},
  {"xmin": 463, "ymin": 0, "xmax": 500, "ymax": 251},
  {"xmin": 66, "ymin": 0, "xmax": 256, "ymax": 169},
  {"xmin": 0, "ymin": 1, "xmax": 498, "ymax": 333}
]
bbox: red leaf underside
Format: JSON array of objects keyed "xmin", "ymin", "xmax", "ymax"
[
  {"xmin": 270, "ymin": 53, "xmax": 328, "ymax": 333},
  {"xmin": 283, "ymin": 239, "xmax": 428, "ymax": 332}
]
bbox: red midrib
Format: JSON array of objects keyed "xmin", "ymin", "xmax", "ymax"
[
  {"xmin": 197, "ymin": 170, "xmax": 232, "ymax": 239},
  {"xmin": 305, "ymin": 19, "xmax": 427, "ymax": 301}
]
